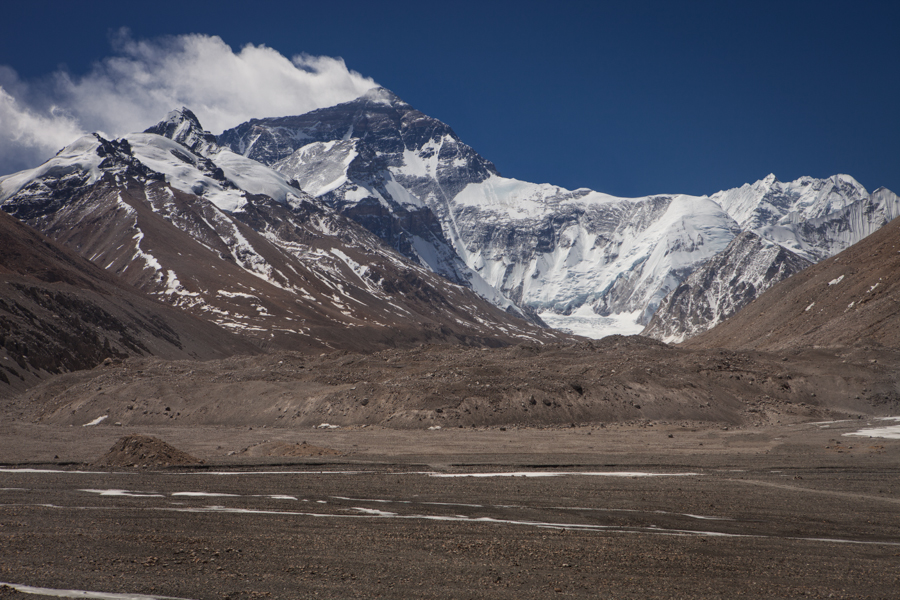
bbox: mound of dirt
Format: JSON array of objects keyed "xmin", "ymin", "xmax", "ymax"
[
  {"xmin": 94, "ymin": 434, "xmax": 203, "ymax": 468},
  {"xmin": 239, "ymin": 441, "xmax": 343, "ymax": 458}
]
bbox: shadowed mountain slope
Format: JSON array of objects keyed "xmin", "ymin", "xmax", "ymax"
[{"xmin": 0, "ymin": 209, "xmax": 261, "ymax": 398}]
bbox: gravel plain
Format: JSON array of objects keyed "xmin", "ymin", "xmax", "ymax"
[{"xmin": 1, "ymin": 417, "xmax": 899, "ymax": 600}]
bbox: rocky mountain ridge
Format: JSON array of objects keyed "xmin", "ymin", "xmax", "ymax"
[
  {"xmin": 0, "ymin": 116, "xmax": 566, "ymax": 364},
  {"xmin": 684, "ymin": 211, "xmax": 900, "ymax": 352},
  {"xmin": 641, "ymin": 231, "xmax": 814, "ymax": 343},
  {"xmin": 0, "ymin": 208, "xmax": 261, "ymax": 398}
]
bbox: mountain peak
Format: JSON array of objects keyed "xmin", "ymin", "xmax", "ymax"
[
  {"xmin": 358, "ymin": 86, "xmax": 408, "ymax": 108},
  {"xmin": 144, "ymin": 107, "xmax": 218, "ymax": 155}
]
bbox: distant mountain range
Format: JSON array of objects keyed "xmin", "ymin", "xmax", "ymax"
[
  {"xmin": 215, "ymin": 88, "xmax": 900, "ymax": 339},
  {"xmin": 1, "ymin": 86, "xmax": 897, "ymax": 368}
]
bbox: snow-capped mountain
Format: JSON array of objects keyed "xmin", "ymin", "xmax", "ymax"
[
  {"xmin": 218, "ymin": 89, "xmax": 526, "ymax": 320},
  {"xmin": 711, "ymin": 174, "xmax": 900, "ymax": 262},
  {"xmin": 712, "ymin": 173, "xmax": 869, "ymax": 232},
  {"xmin": 3, "ymin": 89, "xmax": 896, "ymax": 345},
  {"xmin": 639, "ymin": 176, "xmax": 900, "ymax": 343},
  {"xmin": 0, "ymin": 112, "xmax": 565, "ymax": 352},
  {"xmin": 641, "ymin": 231, "xmax": 813, "ymax": 343},
  {"xmin": 684, "ymin": 211, "xmax": 900, "ymax": 352},
  {"xmin": 219, "ymin": 88, "xmax": 899, "ymax": 338},
  {"xmin": 219, "ymin": 89, "xmax": 741, "ymax": 337}
]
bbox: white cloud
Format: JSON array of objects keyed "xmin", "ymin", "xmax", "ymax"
[
  {"xmin": 0, "ymin": 32, "xmax": 378, "ymax": 175},
  {"xmin": 0, "ymin": 87, "xmax": 87, "ymax": 174}
]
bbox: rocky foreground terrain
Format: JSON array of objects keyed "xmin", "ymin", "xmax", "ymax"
[
  {"xmin": 5, "ymin": 336, "xmax": 898, "ymax": 430},
  {"xmin": 0, "ymin": 416, "xmax": 899, "ymax": 600},
  {"xmin": 2, "ymin": 316, "xmax": 899, "ymax": 599}
]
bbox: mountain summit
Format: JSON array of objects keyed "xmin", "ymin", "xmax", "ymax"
[
  {"xmin": 2, "ymin": 88, "xmax": 898, "ymax": 345},
  {"xmin": 144, "ymin": 107, "xmax": 220, "ymax": 155}
]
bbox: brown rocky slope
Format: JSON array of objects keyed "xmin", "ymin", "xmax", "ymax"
[
  {"xmin": 0, "ymin": 210, "xmax": 259, "ymax": 399},
  {"xmin": 9, "ymin": 336, "xmax": 898, "ymax": 429},
  {"xmin": 685, "ymin": 212, "xmax": 900, "ymax": 351}
]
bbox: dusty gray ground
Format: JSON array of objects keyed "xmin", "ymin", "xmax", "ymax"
[{"xmin": 1, "ymin": 418, "xmax": 899, "ymax": 600}]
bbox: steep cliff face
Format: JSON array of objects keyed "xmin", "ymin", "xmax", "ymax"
[
  {"xmin": 642, "ymin": 231, "xmax": 813, "ymax": 343},
  {"xmin": 219, "ymin": 88, "xmax": 528, "ymax": 320}
]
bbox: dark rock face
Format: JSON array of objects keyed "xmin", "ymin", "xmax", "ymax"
[
  {"xmin": 144, "ymin": 107, "xmax": 220, "ymax": 155},
  {"xmin": 220, "ymin": 88, "xmax": 497, "ymax": 183},
  {"xmin": 643, "ymin": 231, "xmax": 813, "ymax": 343}
]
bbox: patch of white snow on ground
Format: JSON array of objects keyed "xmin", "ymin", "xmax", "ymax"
[
  {"xmin": 828, "ymin": 275, "xmax": 845, "ymax": 286},
  {"xmin": 0, "ymin": 581, "xmax": 194, "ymax": 600},
  {"xmin": 171, "ymin": 492, "xmax": 240, "ymax": 497},
  {"xmin": 217, "ymin": 290, "xmax": 259, "ymax": 300},
  {"xmin": 80, "ymin": 489, "xmax": 163, "ymax": 498},
  {"xmin": 82, "ymin": 415, "xmax": 108, "ymax": 427},
  {"xmin": 429, "ymin": 471, "xmax": 697, "ymax": 478},
  {"xmin": 844, "ymin": 417, "xmax": 900, "ymax": 440}
]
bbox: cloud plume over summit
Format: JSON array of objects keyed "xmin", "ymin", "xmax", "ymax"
[{"xmin": 0, "ymin": 32, "xmax": 377, "ymax": 175}]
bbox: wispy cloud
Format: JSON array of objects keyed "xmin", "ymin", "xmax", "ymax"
[{"xmin": 0, "ymin": 31, "xmax": 377, "ymax": 175}]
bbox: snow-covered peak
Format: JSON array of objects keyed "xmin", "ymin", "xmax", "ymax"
[
  {"xmin": 711, "ymin": 173, "xmax": 869, "ymax": 230},
  {"xmin": 144, "ymin": 107, "xmax": 219, "ymax": 155},
  {"xmin": 0, "ymin": 135, "xmax": 103, "ymax": 202},
  {"xmin": 358, "ymin": 86, "xmax": 408, "ymax": 108},
  {"xmin": 0, "ymin": 133, "xmax": 152, "ymax": 203}
]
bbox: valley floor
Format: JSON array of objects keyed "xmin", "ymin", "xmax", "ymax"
[{"xmin": 1, "ymin": 419, "xmax": 899, "ymax": 599}]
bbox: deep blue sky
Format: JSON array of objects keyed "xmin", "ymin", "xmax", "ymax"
[{"xmin": 2, "ymin": 0, "xmax": 897, "ymax": 197}]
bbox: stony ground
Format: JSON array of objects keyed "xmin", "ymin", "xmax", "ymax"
[
  {"xmin": 1, "ymin": 417, "xmax": 899, "ymax": 599},
  {"xmin": 1, "ymin": 339, "xmax": 899, "ymax": 599},
  {"xmin": 5, "ymin": 338, "xmax": 899, "ymax": 431}
]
